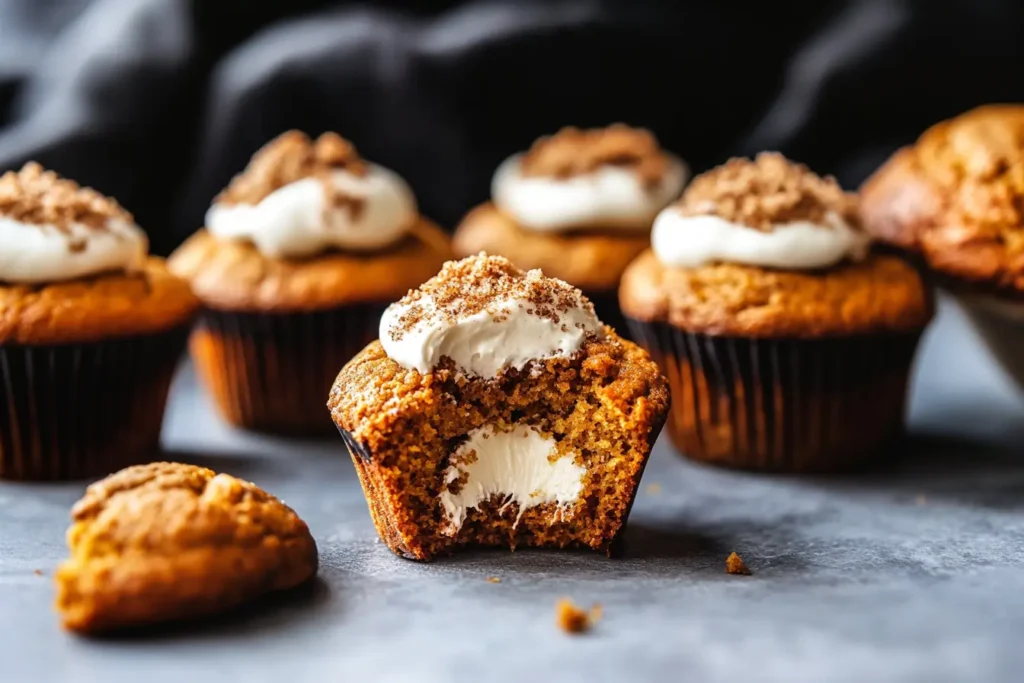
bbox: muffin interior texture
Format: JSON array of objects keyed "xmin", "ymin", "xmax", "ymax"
[{"xmin": 331, "ymin": 335, "xmax": 668, "ymax": 560}]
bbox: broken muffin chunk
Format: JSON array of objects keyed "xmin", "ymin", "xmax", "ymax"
[{"xmin": 328, "ymin": 254, "xmax": 669, "ymax": 560}]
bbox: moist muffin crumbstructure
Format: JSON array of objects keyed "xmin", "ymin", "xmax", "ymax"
[{"xmin": 329, "ymin": 254, "xmax": 669, "ymax": 560}]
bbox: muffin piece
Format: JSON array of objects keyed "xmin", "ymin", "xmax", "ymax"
[
  {"xmin": 328, "ymin": 255, "xmax": 669, "ymax": 561},
  {"xmin": 169, "ymin": 131, "xmax": 452, "ymax": 434},
  {"xmin": 0, "ymin": 163, "xmax": 198, "ymax": 480},
  {"xmin": 860, "ymin": 105, "xmax": 1024, "ymax": 386},
  {"xmin": 55, "ymin": 462, "xmax": 318, "ymax": 634},
  {"xmin": 621, "ymin": 153, "xmax": 933, "ymax": 472},
  {"xmin": 453, "ymin": 125, "xmax": 688, "ymax": 335}
]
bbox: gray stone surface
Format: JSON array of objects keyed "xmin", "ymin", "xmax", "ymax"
[{"xmin": 3, "ymin": 295, "xmax": 1024, "ymax": 683}]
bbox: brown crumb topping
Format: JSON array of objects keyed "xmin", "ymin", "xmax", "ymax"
[
  {"xmin": 725, "ymin": 551, "xmax": 752, "ymax": 575},
  {"xmin": 676, "ymin": 153, "xmax": 858, "ymax": 231},
  {"xmin": 556, "ymin": 598, "xmax": 602, "ymax": 633},
  {"xmin": 384, "ymin": 254, "xmax": 597, "ymax": 342},
  {"xmin": 217, "ymin": 130, "xmax": 368, "ymax": 206},
  {"xmin": 520, "ymin": 124, "xmax": 671, "ymax": 189},
  {"xmin": 0, "ymin": 162, "xmax": 134, "ymax": 230},
  {"xmin": 486, "ymin": 576, "xmax": 501, "ymax": 584}
]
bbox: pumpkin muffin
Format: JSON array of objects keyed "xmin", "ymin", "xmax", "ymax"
[
  {"xmin": 169, "ymin": 131, "xmax": 452, "ymax": 434},
  {"xmin": 56, "ymin": 462, "xmax": 318, "ymax": 633},
  {"xmin": 860, "ymin": 105, "xmax": 1024, "ymax": 386},
  {"xmin": 328, "ymin": 254, "xmax": 669, "ymax": 561},
  {"xmin": 0, "ymin": 163, "xmax": 198, "ymax": 481},
  {"xmin": 620, "ymin": 153, "xmax": 933, "ymax": 472},
  {"xmin": 453, "ymin": 125, "xmax": 688, "ymax": 336}
]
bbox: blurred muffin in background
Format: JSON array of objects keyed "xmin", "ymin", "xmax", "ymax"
[
  {"xmin": 169, "ymin": 131, "xmax": 452, "ymax": 434},
  {"xmin": 453, "ymin": 124, "xmax": 688, "ymax": 335},
  {"xmin": 0, "ymin": 163, "xmax": 198, "ymax": 480},
  {"xmin": 620, "ymin": 153, "xmax": 933, "ymax": 472},
  {"xmin": 861, "ymin": 105, "xmax": 1024, "ymax": 387}
]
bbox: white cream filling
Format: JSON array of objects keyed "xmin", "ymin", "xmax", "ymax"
[
  {"xmin": 379, "ymin": 293, "xmax": 603, "ymax": 378},
  {"xmin": 651, "ymin": 209, "xmax": 870, "ymax": 270},
  {"xmin": 205, "ymin": 163, "xmax": 417, "ymax": 259},
  {"xmin": 492, "ymin": 153, "xmax": 688, "ymax": 233},
  {"xmin": 439, "ymin": 424, "xmax": 585, "ymax": 533},
  {"xmin": 0, "ymin": 217, "xmax": 147, "ymax": 284}
]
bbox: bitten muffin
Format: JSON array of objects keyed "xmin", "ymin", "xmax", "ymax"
[
  {"xmin": 0, "ymin": 163, "xmax": 198, "ymax": 481},
  {"xmin": 169, "ymin": 131, "xmax": 453, "ymax": 434},
  {"xmin": 860, "ymin": 105, "xmax": 1024, "ymax": 385},
  {"xmin": 452, "ymin": 125, "xmax": 688, "ymax": 335},
  {"xmin": 55, "ymin": 462, "xmax": 318, "ymax": 633},
  {"xmin": 620, "ymin": 153, "xmax": 933, "ymax": 472},
  {"xmin": 328, "ymin": 254, "xmax": 669, "ymax": 561}
]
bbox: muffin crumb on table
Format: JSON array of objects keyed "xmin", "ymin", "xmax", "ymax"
[
  {"xmin": 555, "ymin": 598, "xmax": 602, "ymax": 634},
  {"xmin": 726, "ymin": 552, "xmax": 752, "ymax": 576}
]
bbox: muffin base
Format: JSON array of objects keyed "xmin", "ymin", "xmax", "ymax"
[
  {"xmin": 0, "ymin": 328, "xmax": 188, "ymax": 481},
  {"xmin": 191, "ymin": 304, "xmax": 384, "ymax": 434},
  {"xmin": 627, "ymin": 319, "xmax": 922, "ymax": 472}
]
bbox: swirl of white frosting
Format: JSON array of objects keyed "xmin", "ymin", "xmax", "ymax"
[
  {"xmin": 651, "ymin": 209, "xmax": 870, "ymax": 270},
  {"xmin": 0, "ymin": 217, "xmax": 148, "ymax": 284},
  {"xmin": 491, "ymin": 153, "xmax": 688, "ymax": 233},
  {"xmin": 205, "ymin": 164, "xmax": 417, "ymax": 259}
]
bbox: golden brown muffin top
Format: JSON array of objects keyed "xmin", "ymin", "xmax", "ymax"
[
  {"xmin": 675, "ymin": 153, "xmax": 858, "ymax": 231},
  {"xmin": 860, "ymin": 105, "xmax": 1024, "ymax": 294},
  {"xmin": 452, "ymin": 203, "xmax": 649, "ymax": 292},
  {"xmin": 217, "ymin": 130, "xmax": 367, "ymax": 206},
  {"xmin": 0, "ymin": 162, "xmax": 134, "ymax": 230},
  {"xmin": 55, "ymin": 462, "xmax": 318, "ymax": 633},
  {"xmin": 520, "ymin": 124, "xmax": 671, "ymax": 189},
  {"xmin": 0, "ymin": 257, "xmax": 198, "ymax": 344},
  {"xmin": 167, "ymin": 218, "xmax": 453, "ymax": 312},
  {"xmin": 619, "ymin": 249, "xmax": 932, "ymax": 338}
]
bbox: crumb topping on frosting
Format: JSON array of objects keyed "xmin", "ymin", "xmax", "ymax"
[
  {"xmin": 386, "ymin": 254, "xmax": 596, "ymax": 342},
  {"xmin": 0, "ymin": 162, "xmax": 133, "ymax": 230},
  {"xmin": 676, "ymin": 153, "xmax": 858, "ymax": 231},
  {"xmin": 520, "ymin": 124, "xmax": 670, "ymax": 189},
  {"xmin": 217, "ymin": 131, "xmax": 368, "ymax": 206}
]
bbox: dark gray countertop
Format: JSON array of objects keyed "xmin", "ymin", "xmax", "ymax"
[{"xmin": 3, "ymin": 295, "xmax": 1024, "ymax": 683}]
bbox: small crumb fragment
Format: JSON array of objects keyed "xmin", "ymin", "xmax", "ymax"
[
  {"xmin": 726, "ymin": 552, "xmax": 752, "ymax": 576},
  {"xmin": 33, "ymin": 569, "xmax": 44, "ymax": 576},
  {"xmin": 486, "ymin": 576, "xmax": 501, "ymax": 584},
  {"xmin": 915, "ymin": 494, "xmax": 927, "ymax": 506},
  {"xmin": 556, "ymin": 598, "xmax": 602, "ymax": 634},
  {"xmin": 645, "ymin": 483, "xmax": 661, "ymax": 495}
]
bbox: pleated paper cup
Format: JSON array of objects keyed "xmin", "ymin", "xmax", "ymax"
[
  {"xmin": 949, "ymin": 291, "xmax": 1024, "ymax": 391},
  {"xmin": 0, "ymin": 328, "xmax": 188, "ymax": 481},
  {"xmin": 627, "ymin": 319, "xmax": 923, "ymax": 472},
  {"xmin": 190, "ymin": 304, "xmax": 385, "ymax": 435}
]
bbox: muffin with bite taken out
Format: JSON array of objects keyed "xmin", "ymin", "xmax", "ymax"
[
  {"xmin": 453, "ymin": 125, "xmax": 688, "ymax": 335},
  {"xmin": 620, "ymin": 153, "xmax": 933, "ymax": 472},
  {"xmin": 0, "ymin": 163, "xmax": 198, "ymax": 480},
  {"xmin": 169, "ymin": 131, "xmax": 452, "ymax": 434}
]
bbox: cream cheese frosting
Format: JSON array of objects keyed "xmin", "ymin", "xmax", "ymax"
[
  {"xmin": 492, "ymin": 152, "xmax": 688, "ymax": 233},
  {"xmin": 439, "ymin": 424, "xmax": 585, "ymax": 533},
  {"xmin": 0, "ymin": 163, "xmax": 148, "ymax": 285},
  {"xmin": 379, "ymin": 254, "xmax": 604, "ymax": 378},
  {"xmin": 651, "ymin": 209, "xmax": 870, "ymax": 270},
  {"xmin": 206, "ymin": 163, "xmax": 417, "ymax": 259}
]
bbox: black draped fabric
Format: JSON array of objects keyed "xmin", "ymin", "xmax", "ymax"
[{"xmin": 1, "ymin": 0, "xmax": 1022, "ymax": 255}]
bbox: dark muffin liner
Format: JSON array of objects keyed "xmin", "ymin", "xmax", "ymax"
[
  {"xmin": 627, "ymin": 318, "xmax": 923, "ymax": 472},
  {"xmin": 0, "ymin": 328, "xmax": 188, "ymax": 481},
  {"xmin": 191, "ymin": 304, "xmax": 386, "ymax": 434},
  {"xmin": 585, "ymin": 290, "xmax": 630, "ymax": 340}
]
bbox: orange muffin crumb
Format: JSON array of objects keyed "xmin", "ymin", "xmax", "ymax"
[
  {"xmin": 556, "ymin": 598, "xmax": 602, "ymax": 634},
  {"xmin": 726, "ymin": 552, "xmax": 752, "ymax": 575}
]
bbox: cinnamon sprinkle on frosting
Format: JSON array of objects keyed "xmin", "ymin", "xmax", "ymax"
[
  {"xmin": 676, "ymin": 153, "xmax": 858, "ymax": 231},
  {"xmin": 217, "ymin": 130, "xmax": 368, "ymax": 206},
  {"xmin": 520, "ymin": 124, "xmax": 670, "ymax": 189},
  {"xmin": 385, "ymin": 254, "xmax": 597, "ymax": 343},
  {"xmin": 0, "ymin": 162, "xmax": 134, "ymax": 230}
]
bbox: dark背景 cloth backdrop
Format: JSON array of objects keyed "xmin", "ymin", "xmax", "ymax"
[{"xmin": 1, "ymin": 0, "xmax": 1023, "ymax": 255}]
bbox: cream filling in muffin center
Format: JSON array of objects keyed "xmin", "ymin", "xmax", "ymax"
[{"xmin": 439, "ymin": 424, "xmax": 585, "ymax": 534}]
